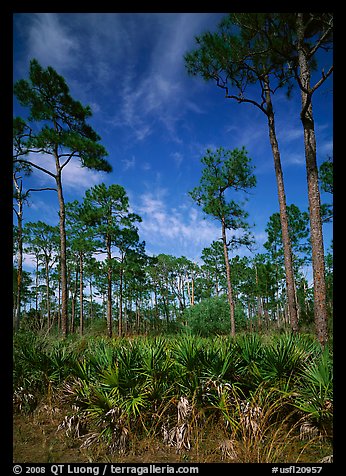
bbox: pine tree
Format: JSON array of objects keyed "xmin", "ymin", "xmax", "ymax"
[
  {"xmin": 189, "ymin": 146, "xmax": 256, "ymax": 336},
  {"xmin": 13, "ymin": 59, "xmax": 111, "ymax": 337},
  {"xmin": 185, "ymin": 13, "xmax": 300, "ymax": 333}
]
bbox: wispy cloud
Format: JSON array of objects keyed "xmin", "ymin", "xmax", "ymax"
[
  {"xmin": 16, "ymin": 13, "xmax": 79, "ymax": 74},
  {"xmin": 170, "ymin": 152, "xmax": 184, "ymax": 168},
  {"xmin": 111, "ymin": 13, "xmax": 224, "ymax": 142},
  {"xmin": 134, "ymin": 190, "xmax": 221, "ymax": 258},
  {"xmin": 26, "ymin": 152, "xmax": 107, "ymax": 195},
  {"xmin": 122, "ymin": 156, "xmax": 136, "ymax": 171},
  {"xmin": 14, "ymin": 13, "xmax": 224, "ymax": 143}
]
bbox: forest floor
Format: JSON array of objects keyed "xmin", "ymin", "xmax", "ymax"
[{"xmin": 13, "ymin": 398, "xmax": 333, "ymax": 464}]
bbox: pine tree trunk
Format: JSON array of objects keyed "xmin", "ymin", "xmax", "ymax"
[
  {"xmin": 264, "ymin": 76, "xmax": 299, "ymax": 333},
  {"xmin": 79, "ymin": 252, "xmax": 84, "ymax": 336},
  {"xmin": 296, "ymin": 13, "xmax": 328, "ymax": 346},
  {"xmin": 255, "ymin": 265, "xmax": 262, "ymax": 332},
  {"xmin": 70, "ymin": 268, "xmax": 78, "ymax": 335},
  {"xmin": 56, "ymin": 170, "xmax": 68, "ymax": 338},
  {"xmin": 89, "ymin": 279, "xmax": 93, "ymax": 320},
  {"xmin": 106, "ymin": 235, "xmax": 113, "ymax": 338},
  {"xmin": 221, "ymin": 216, "xmax": 236, "ymax": 337},
  {"xmin": 45, "ymin": 257, "xmax": 51, "ymax": 330},
  {"xmin": 14, "ymin": 189, "xmax": 23, "ymax": 331},
  {"xmin": 35, "ymin": 258, "xmax": 39, "ymax": 315},
  {"xmin": 118, "ymin": 265, "xmax": 123, "ymax": 337}
]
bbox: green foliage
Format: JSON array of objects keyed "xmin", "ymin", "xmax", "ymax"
[
  {"xmin": 184, "ymin": 296, "xmax": 247, "ymax": 336},
  {"xmin": 234, "ymin": 333, "xmax": 264, "ymax": 389},
  {"xmin": 294, "ymin": 346, "xmax": 333, "ymax": 426},
  {"xmin": 183, "ymin": 296, "xmax": 230, "ymax": 336},
  {"xmin": 13, "ymin": 59, "xmax": 111, "ymax": 172},
  {"xmin": 13, "ymin": 331, "xmax": 333, "ymax": 456},
  {"xmin": 260, "ymin": 333, "xmax": 311, "ymax": 389},
  {"xmin": 319, "ymin": 158, "xmax": 333, "ymax": 195},
  {"xmin": 265, "ymin": 205, "xmax": 311, "ymax": 264},
  {"xmin": 189, "ymin": 146, "xmax": 256, "ymax": 231}
]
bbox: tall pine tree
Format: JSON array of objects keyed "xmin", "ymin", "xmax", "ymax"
[{"xmin": 13, "ymin": 59, "xmax": 111, "ymax": 337}]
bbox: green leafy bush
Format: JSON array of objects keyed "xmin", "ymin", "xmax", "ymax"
[{"xmin": 183, "ymin": 296, "xmax": 231, "ymax": 336}]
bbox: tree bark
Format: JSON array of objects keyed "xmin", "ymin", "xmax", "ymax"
[
  {"xmin": 221, "ymin": 216, "xmax": 236, "ymax": 337},
  {"xmin": 70, "ymin": 267, "xmax": 78, "ymax": 334},
  {"xmin": 106, "ymin": 235, "xmax": 113, "ymax": 338},
  {"xmin": 118, "ymin": 265, "xmax": 123, "ymax": 337},
  {"xmin": 79, "ymin": 252, "xmax": 84, "ymax": 336},
  {"xmin": 56, "ymin": 169, "xmax": 68, "ymax": 338},
  {"xmin": 13, "ymin": 178, "xmax": 23, "ymax": 331},
  {"xmin": 264, "ymin": 76, "xmax": 299, "ymax": 333},
  {"xmin": 296, "ymin": 13, "xmax": 328, "ymax": 346},
  {"xmin": 44, "ymin": 256, "xmax": 51, "ymax": 330}
]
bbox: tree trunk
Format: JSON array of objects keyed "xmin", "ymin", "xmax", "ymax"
[
  {"xmin": 264, "ymin": 76, "xmax": 299, "ymax": 333},
  {"xmin": 13, "ymin": 176, "xmax": 23, "ymax": 331},
  {"xmin": 70, "ymin": 266, "xmax": 78, "ymax": 334},
  {"xmin": 118, "ymin": 265, "xmax": 123, "ymax": 337},
  {"xmin": 44, "ymin": 257, "xmax": 51, "ymax": 330},
  {"xmin": 89, "ymin": 279, "xmax": 93, "ymax": 320},
  {"xmin": 106, "ymin": 235, "xmax": 113, "ymax": 338},
  {"xmin": 154, "ymin": 286, "xmax": 159, "ymax": 330},
  {"xmin": 296, "ymin": 13, "xmax": 328, "ymax": 346},
  {"xmin": 221, "ymin": 216, "xmax": 236, "ymax": 337},
  {"xmin": 58, "ymin": 275, "xmax": 61, "ymax": 331},
  {"xmin": 79, "ymin": 252, "xmax": 84, "ymax": 336},
  {"xmin": 136, "ymin": 297, "xmax": 140, "ymax": 333},
  {"xmin": 255, "ymin": 265, "xmax": 262, "ymax": 333},
  {"xmin": 56, "ymin": 169, "xmax": 68, "ymax": 338},
  {"xmin": 14, "ymin": 197, "xmax": 23, "ymax": 331},
  {"xmin": 35, "ymin": 258, "xmax": 39, "ymax": 315}
]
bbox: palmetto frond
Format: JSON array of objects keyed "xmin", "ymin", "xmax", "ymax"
[
  {"xmin": 294, "ymin": 347, "xmax": 333, "ymax": 425},
  {"xmin": 260, "ymin": 333, "xmax": 310, "ymax": 388}
]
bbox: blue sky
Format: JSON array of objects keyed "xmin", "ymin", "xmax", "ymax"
[{"xmin": 13, "ymin": 13, "xmax": 333, "ymax": 270}]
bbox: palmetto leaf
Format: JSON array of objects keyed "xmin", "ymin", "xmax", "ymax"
[
  {"xmin": 99, "ymin": 364, "xmax": 120, "ymax": 390},
  {"xmin": 172, "ymin": 335, "xmax": 203, "ymax": 371},
  {"xmin": 60, "ymin": 376, "xmax": 92, "ymax": 409},
  {"xmin": 260, "ymin": 334, "xmax": 308, "ymax": 387},
  {"xmin": 140, "ymin": 339, "xmax": 173, "ymax": 402},
  {"xmin": 234, "ymin": 333, "xmax": 264, "ymax": 387},
  {"xmin": 171, "ymin": 336, "xmax": 204, "ymax": 396},
  {"xmin": 302, "ymin": 347, "xmax": 332, "ymax": 389},
  {"xmin": 294, "ymin": 347, "xmax": 333, "ymax": 423},
  {"xmin": 88, "ymin": 339, "xmax": 115, "ymax": 373},
  {"xmin": 121, "ymin": 389, "xmax": 148, "ymax": 418},
  {"xmin": 87, "ymin": 387, "xmax": 119, "ymax": 421},
  {"xmin": 48, "ymin": 345, "xmax": 76, "ymax": 383},
  {"xmin": 74, "ymin": 358, "xmax": 94, "ymax": 381}
]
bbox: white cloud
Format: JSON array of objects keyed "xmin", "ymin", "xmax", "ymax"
[
  {"xmin": 134, "ymin": 191, "xmax": 221, "ymax": 258},
  {"xmin": 122, "ymin": 156, "xmax": 136, "ymax": 171},
  {"xmin": 112, "ymin": 13, "xmax": 224, "ymax": 142},
  {"xmin": 62, "ymin": 161, "xmax": 108, "ymax": 193},
  {"xmin": 15, "ymin": 13, "xmax": 224, "ymax": 143},
  {"xmin": 26, "ymin": 152, "xmax": 107, "ymax": 194},
  {"xmin": 23, "ymin": 13, "xmax": 79, "ymax": 73},
  {"xmin": 170, "ymin": 152, "xmax": 183, "ymax": 168}
]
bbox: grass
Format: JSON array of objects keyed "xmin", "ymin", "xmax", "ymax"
[
  {"xmin": 13, "ymin": 399, "xmax": 332, "ymax": 463},
  {"xmin": 13, "ymin": 331, "xmax": 333, "ymax": 463}
]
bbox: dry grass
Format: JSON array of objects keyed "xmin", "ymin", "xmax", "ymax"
[
  {"xmin": 13, "ymin": 395, "xmax": 332, "ymax": 464},
  {"xmin": 13, "ymin": 332, "xmax": 333, "ymax": 464}
]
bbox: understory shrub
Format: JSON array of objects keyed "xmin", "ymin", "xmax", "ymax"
[
  {"xmin": 183, "ymin": 296, "xmax": 246, "ymax": 336},
  {"xmin": 13, "ymin": 331, "xmax": 333, "ymax": 461}
]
